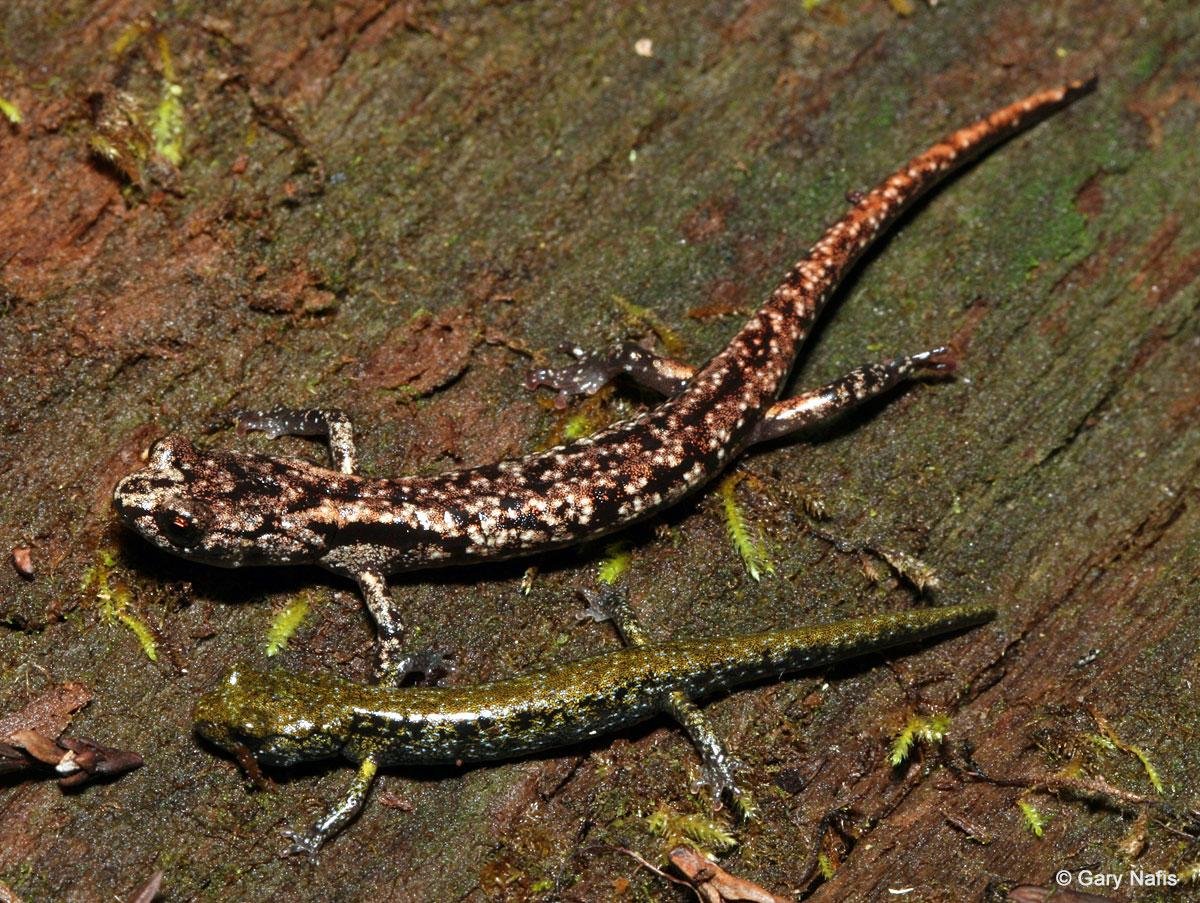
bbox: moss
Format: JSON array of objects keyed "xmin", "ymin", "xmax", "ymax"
[
  {"xmin": 1177, "ymin": 862, "xmax": 1200, "ymax": 884},
  {"xmin": 612, "ymin": 295, "xmax": 686, "ymax": 356},
  {"xmin": 264, "ymin": 594, "xmax": 310, "ymax": 657},
  {"xmin": 152, "ymin": 35, "xmax": 185, "ymax": 166},
  {"xmin": 876, "ymin": 549, "xmax": 940, "ymax": 593},
  {"xmin": 1017, "ymin": 800, "xmax": 1048, "ymax": 839},
  {"xmin": 818, "ymin": 852, "xmax": 836, "ymax": 879},
  {"xmin": 0, "ymin": 96, "xmax": 21, "ymax": 124},
  {"xmin": 597, "ymin": 542, "xmax": 632, "ymax": 585},
  {"xmin": 889, "ymin": 713, "xmax": 951, "ymax": 767},
  {"xmin": 108, "ymin": 20, "xmax": 149, "ymax": 58},
  {"xmin": 81, "ymin": 551, "xmax": 158, "ymax": 663},
  {"xmin": 3, "ymin": 2, "xmax": 1197, "ymax": 899},
  {"xmin": 646, "ymin": 804, "xmax": 738, "ymax": 855},
  {"xmin": 717, "ymin": 473, "xmax": 775, "ymax": 582},
  {"xmin": 1091, "ymin": 713, "xmax": 1165, "ymax": 794},
  {"xmin": 1130, "ymin": 44, "xmax": 1163, "ymax": 81},
  {"xmin": 562, "ymin": 412, "xmax": 595, "ymax": 441}
]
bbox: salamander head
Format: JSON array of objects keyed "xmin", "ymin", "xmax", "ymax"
[
  {"xmin": 194, "ymin": 667, "xmax": 351, "ymax": 772},
  {"xmin": 112, "ymin": 436, "xmax": 338, "ymax": 567}
]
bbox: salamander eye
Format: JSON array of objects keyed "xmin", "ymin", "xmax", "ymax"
[{"xmin": 156, "ymin": 508, "xmax": 202, "ymax": 545}]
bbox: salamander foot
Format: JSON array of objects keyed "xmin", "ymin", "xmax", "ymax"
[
  {"xmin": 391, "ymin": 648, "xmax": 456, "ymax": 686},
  {"xmin": 527, "ymin": 341, "xmax": 694, "ymax": 408},
  {"xmin": 281, "ymin": 828, "xmax": 324, "ymax": 859},
  {"xmin": 694, "ymin": 755, "xmax": 755, "ymax": 821},
  {"xmin": 279, "ymin": 756, "xmax": 380, "ymax": 856}
]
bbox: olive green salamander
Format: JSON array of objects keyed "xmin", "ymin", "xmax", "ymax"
[{"xmin": 195, "ymin": 602, "xmax": 993, "ymax": 853}]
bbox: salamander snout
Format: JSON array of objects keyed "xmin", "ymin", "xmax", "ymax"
[
  {"xmin": 111, "ymin": 435, "xmax": 195, "ymax": 528},
  {"xmin": 194, "ymin": 668, "xmax": 349, "ymax": 769}
]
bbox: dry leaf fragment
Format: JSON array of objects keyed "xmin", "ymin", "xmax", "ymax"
[
  {"xmin": 360, "ymin": 306, "xmax": 481, "ymax": 396},
  {"xmin": 127, "ymin": 870, "xmax": 163, "ymax": 903},
  {"xmin": 8, "ymin": 729, "xmax": 64, "ymax": 765},
  {"xmin": 0, "ymin": 684, "xmax": 143, "ymax": 788},
  {"xmin": 0, "ymin": 683, "xmax": 92, "ymax": 741},
  {"xmin": 669, "ymin": 847, "xmax": 795, "ymax": 903},
  {"xmin": 5, "ymin": 729, "xmax": 144, "ymax": 788},
  {"xmin": 0, "ymin": 742, "xmax": 32, "ymax": 776},
  {"xmin": 56, "ymin": 736, "xmax": 145, "ymax": 788}
]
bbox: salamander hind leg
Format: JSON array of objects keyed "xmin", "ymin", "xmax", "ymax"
[
  {"xmin": 750, "ymin": 347, "xmax": 956, "ymax": 444},
  {"xmin": 236, "ymin": 407, "xmax": 359, "ymax": 474},
  {"xmin": 527, "ymin": 341, "xmax": 695, "ymax": 408},
  {"xmin": 662, "ymin": 691, "xmax": 752, "ymax": 819},
  {"xmin": 582, "ymin": 586, "xmax": 752, "ymax": 817},
  {"xmin": 283, "ymin": 755, "xmax": 380, "ymax": 857}
]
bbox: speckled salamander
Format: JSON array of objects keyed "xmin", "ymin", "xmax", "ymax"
[
  {"xmin": 113, "ymin": 79, "xmax": 1093, "ymax": 679},
  {"xmin": 195, "ymin": 602, "xmax": 994, "ymax": 853}
]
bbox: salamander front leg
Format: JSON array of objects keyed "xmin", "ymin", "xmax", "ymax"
[
  {"xmin": 582, "ymin": 587, "xmax": 750, "ymax": 816},
  {"xmin": 357, "ymin": 570, "xmax": 407, "ymax": 683},
  {"xmin": 527, "ymin": 341, "xmax": 695, "ymax": 408},
  {"xmin": 236, "ymin": 407, "xmax": 359, "ymax": 475},
  {"xmin": 581, "ymin": 584, "xmax": 651, "ymax": 646},
  {"xmin": 750, "ymin": 347, "xmax": 956, "ymax": 444},
  {"xmin": 356, "ymin": 571, "xmax": 454, "ymax": 686},
  {"xmin": 283, "ymin": 755, "xmax": 380, "ymax": 857}
]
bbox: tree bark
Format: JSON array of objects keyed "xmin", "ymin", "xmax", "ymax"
[{"xmin": 1, "ymin": 2, "xmax": 1197, "ymax": 900}]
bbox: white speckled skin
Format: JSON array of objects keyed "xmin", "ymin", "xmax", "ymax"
[{"xmin": 113, "ymin": 79, "xmax": 1094, "ymax": 672}]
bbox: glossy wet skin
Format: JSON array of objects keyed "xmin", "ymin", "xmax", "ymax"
[
  {"xmin": 116, "ymin": 80, "xmax": 1093, "ymax": 686},
  {"xmin": 166, "ymin": 79, "xmax": 1094, "ymax": 851},
  {"xmin": 111, "ymin": 424, "xmax": 753, "ymax": 580},
  {"xmin": 114, "ymin": 80, "xmax": 1096, "ymax": 586},
  {"xmin": 194, "ymin": 604, "xmax": 995, "ymax": 771},
  {"xmin": 194, "ymin": 667, "xmax": 351, "ymax": 771},
  {"xmin": 112, "ymin": 436, "xmax": 344, "ymax": 568}
]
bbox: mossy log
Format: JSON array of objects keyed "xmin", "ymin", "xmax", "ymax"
[{"xmin": 1, "ymin": 2, "xmax": 1197, "ymax": 900}]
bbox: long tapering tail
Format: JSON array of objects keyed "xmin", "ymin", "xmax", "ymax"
[{"xmin": 771, "ymin": 77, "xmax": 1098, "ymax": 328}]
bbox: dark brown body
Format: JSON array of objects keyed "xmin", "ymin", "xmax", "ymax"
[
  {"xmin": 114, "ymin": 80, "xmax": 1092, "ymax": 682},
  {"xmin": 112, "ymin": 79, "xmax": 1096, "ymax": 582}
]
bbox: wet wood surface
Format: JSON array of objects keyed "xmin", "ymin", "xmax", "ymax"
[{"xmin": 1, "ymin": 2, "xmax": 1197, "ymax": 900}]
